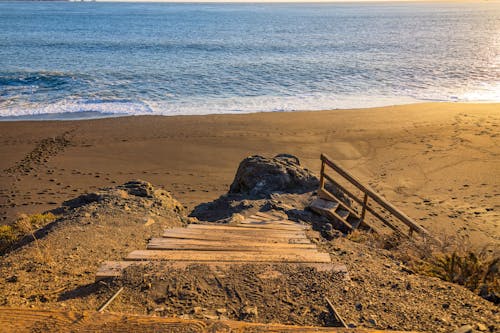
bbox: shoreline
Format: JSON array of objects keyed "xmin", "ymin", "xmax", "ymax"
[
  {"xmin": 0, "ymin": 102, "xmax": 498, "ymax": 247},
  {"xmin": 2, "ymin": 100, "xmax": 500, "ymax": 122}
]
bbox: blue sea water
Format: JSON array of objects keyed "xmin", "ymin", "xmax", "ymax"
[{"xmin": 0, "ymin": 2, "xmax": 499, "ymax": 119}]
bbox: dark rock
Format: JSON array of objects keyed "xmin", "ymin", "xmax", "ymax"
[
  {"xmin": 6, "ymin": 275, "xmax": 18, "ymax": 283},
  {"xmin": 121, "ymin": 180, "xmax": 155, "ymax": 198},
  {"xmin": 63, "ymin": 192, "xmax": 102, "ymax": 208},
  {"xmin": 229, "ymin": 154, "xmax": 318, "ymax": 198}
]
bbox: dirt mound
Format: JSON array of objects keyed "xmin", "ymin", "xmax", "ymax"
[
  {"xmin": 61, "ymin": 179, "xmax": 185, "ymax": 216},
  {"xmin": 115, "ymin": 262, "xmax": 344, "ymax": 327},
  {"xmin": 0, "ymin": 180, "xmax": 186, "ymax": 309},
  {"xmin": 229, "ymin": 154, "xmax": 319, "ymax": 198}
]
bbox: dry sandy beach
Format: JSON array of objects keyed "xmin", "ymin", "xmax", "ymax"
[{"xmin": 0, "ymin": 102, "xmax": 498, "ymax": 246}]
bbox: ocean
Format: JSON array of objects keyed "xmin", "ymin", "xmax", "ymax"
[{"xmin": 0, "ymin": 1, "xmax": 499, "ymax": 120}]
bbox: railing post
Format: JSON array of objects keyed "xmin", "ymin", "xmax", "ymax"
[
  {"xmin": 360, "ymin": 192, "xmax": 368, "ymax": 224},
  {"xmin": 319, "ymin": 159, "xmax": 325, "ymax": 190}
]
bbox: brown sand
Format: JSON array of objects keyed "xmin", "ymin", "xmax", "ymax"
[{"xmin": 0, "ymin": 102, "xmax": 498, "ymax": 246}]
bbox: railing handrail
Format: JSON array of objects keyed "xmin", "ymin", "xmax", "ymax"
[{"xmin": 320, "ymin": 153, "xmax": 430, "ymax": 237}]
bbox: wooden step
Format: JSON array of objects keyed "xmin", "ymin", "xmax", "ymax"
[
  {"xmin": 253, "ymin": 211, "xmax": 281, "ymax": 220},
  {"xmin": 163, "ymin": 229, "xmax": 307, "ymax": 239},
  {"xmin": 4, "ymin": 307, "xmax": 424, "ymax": 333},
  {"xmin": 162, "ymin": 232, "xmax": 311, "ymax": 244},
  {"xmin": 126, "ymin": 250, "xmax": 332, "ymax": 263},
  {"xmin": 147, "ymin": 243, "xmax": 320, "ymax": 253},
  {"xmin": 309, "ymin": 198, "xmax": 353, "ymax": 233},
  {"xmin": 239, "ymin": 218, "xmax": 297, "ymax": 225},
  {"xmin": 318, "ymin": 189, "xmax": 361, "ymax": 220},
  {"xmin": 187, "ymin": 223, "xmax": 307, "ymax": 232},
  {"xmin": 96, "ymin": 261, "xmax": 345, "ymax": 280},
  {"xmin": 170, "ymin": 226, "xmax": 304, "ymax": 236},
  {"xmin": 234, "ymin": 222, "xmax": 309, "ymax": 230},
  {"xmin": 147, "ymin": 238, "xmax": 317, "ymax": 251}
]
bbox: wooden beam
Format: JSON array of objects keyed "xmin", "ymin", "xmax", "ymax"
[
  {"xmin": 147, "ymin": 238, "xmax": 316, "ymax": 251},
  {"xmin": 1, "ymin": 307, "xmax": 423, "ymax": 333},
  {"xmin": 161, "ymin": 231, "xmax": 308, "ymax": 243},
  {"xmin": 187, "ymin": 223, "xmax": 307, "ymax": 232},
  {"xmin": 126, "ymin": 250, "xmax": 332, "ymax": 263}
]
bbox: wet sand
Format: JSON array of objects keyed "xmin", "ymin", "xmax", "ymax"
[{"xmin": 0, "ymin": 102, "xmax": 498, "ymax": 246}]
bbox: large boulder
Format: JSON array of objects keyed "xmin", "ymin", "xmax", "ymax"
[{"xmin": 229, "ymin": 154, "xmax": 319, "ymax": 198}]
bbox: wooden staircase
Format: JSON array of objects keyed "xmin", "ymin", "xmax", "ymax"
[
  {"xmin": 310, "ymin": 154, "xmax": 434, "ymax": 240},
  {"xmin": 310, "ymin": 192, "xmax": 364, "ymax": 233},
  {"xmin": 96, "ymin": 211, "xmax": 338, "ymax": 280}
]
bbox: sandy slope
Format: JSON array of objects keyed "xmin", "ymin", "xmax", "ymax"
[{"xmin": 0, "ymin": 103, "xmax": 498, "ymax": 246}]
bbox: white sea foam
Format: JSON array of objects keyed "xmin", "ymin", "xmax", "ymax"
[{"xmin": 1, "ymin": 89, "xmax": 499, "ymax": 120}]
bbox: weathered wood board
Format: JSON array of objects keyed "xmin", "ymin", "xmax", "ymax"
[
  {"xmin": 126, "ymin": 250, "xmax": 332, "ymax": 263},
  {"xmin": 97, "ymin": 213, "xmax": 334, "ymax": 280},
  {"xmin": 0, "ymin": 307, "xmax": 423, "ymax": 333}
]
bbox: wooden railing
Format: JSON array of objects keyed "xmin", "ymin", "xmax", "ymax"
[{"xmin": 319, "ymin": 153, "xmax": 432, "ymax": 239}]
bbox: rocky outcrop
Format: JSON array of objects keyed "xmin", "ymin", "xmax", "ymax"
[
  {"xmin": 191, "ymin": 154, "xmax": 325, "ymax": 222},
  {"xmin": 61, "ymin": 180, "xmax": 185, "ymax": 216},
  {"xmin": 229, "ymin": 154, "xmax": 319, "ymax": 198}
]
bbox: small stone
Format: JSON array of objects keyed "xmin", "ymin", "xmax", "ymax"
[
  {"xmin": 355, "ymin": 303, "xmax": 363, "ymax": 311},
  {"xmin": 6, "ymin": 276, "xmax": 18, "ymax": 283},
  {"xmin": 192, "ymin": 306, "xmax": 202, "ymax": 315},
  {"xmin": 453, "ymin": 325, "xmax": 473, "ymax": 333},
  {"xmin": 240, "ymin": 305, "xmax": 258, "ymax": 320},
  {"xmin": 216, "ymin": 308, "xmax": 227, "ymax": 315},
  {"xmin": 203, "ymin": 314, "xmax": 219, "ymax": 320},
  {"xmin": 144, "ymin": 217, "xmax": 155, "ymax": 226},
  {"xmin": 476, "ymin": 323, "xmax": 487, "ymax": 331},
  {"xmin": 442, "ymin": 303, "xmax": 450, "ymax": 309}
]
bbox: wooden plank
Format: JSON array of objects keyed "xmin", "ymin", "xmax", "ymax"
[
  {"xmin": 188, "ymin": 223, "xmax": 307, "ymax": 231},
  {"xmin": 253, "ymin": 211, "xmax": 281, "ymax": 220},
  {"xmin": 126, "ymin": 250, "xmax": 332, "ymax": 263},
  {"xmin": 247, "ymin": 214, "xmax": 267, "ymax": 221},
  {"xmin": 318, "ymin": 187, "xmax": 360, "ymax": 220},
  {"xmin": 96, "ymin": 261, "xmax": 135, "ymax": 279},
  {"xmin": 237, "ymin": 220, "xmax": 310, "ymax": 230},
  {"xmin": 149, "ymin": 238, "xmax": 314, "ymax": 247},
  {"xmin": 147, "ymin": 243, "xmax": 320, "ymax": 252},
  {"xmin": 96, "ymin": 261, "xmax": 347, "ymax": 280},
  {"xmin": 148, "ymin": 238, "xmax": 316, "ymax": 250},
  {"xmin": 169, "ymin": 226, "xmax": 304, "ymax": 235},
  {"xmin": 162, "ymin": 232, "xmax": 312, "ymax": 244},
  {"xmin": 239, "ymin": 219, "xmax": 298, "ymax": 225},
  {"xmin": 163, "ymin": 229, "xmax": 306, "ymax": 241},
  {"xmin": 1, "ymin": 308, "xmax": 421, "ymax": 332},
  {"xmin": 309, "ymin": 198, "xmax": 353, "ymax": 233}
]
